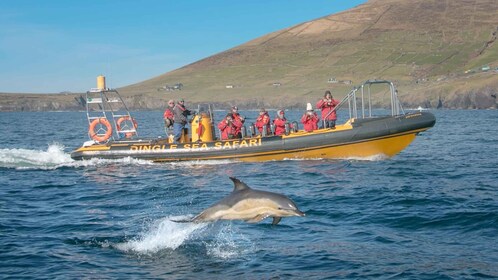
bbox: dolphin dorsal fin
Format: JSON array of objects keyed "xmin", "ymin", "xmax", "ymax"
[{"xmin": 229, "ymin": 177, "xmax": 251, "ymax": 192}]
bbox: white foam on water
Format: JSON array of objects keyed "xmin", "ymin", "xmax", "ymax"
[
  {"xmin": 343, "ymin": 154, "xmax": 389, "ymax": 161},
  {"xmin": 115, "ymin": 216, "xmax": 207, "ymax": 254},
  {"xmin": 0, "ymin": 143, "xmax": 156, "ymax": 170},
  {"xmin": 205, "ymin": 223, "xmax": 255, "ymax": 260},
  {"xmin": 168, "ymin": 159, "xmax": 235, "ymax": 167},
  {"xmin": 0, "ymin": 143, "xmax": 73, "ymax": 170}
]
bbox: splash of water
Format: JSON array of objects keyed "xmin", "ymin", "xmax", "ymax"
[
  {"xmin": 205, "ymin": 223, "xmax": 255, "ymax": 260},
  {"xmin": 0, "ymin": 143, "xmax": 156, "ymax": 170},
  {"xmin": 0, "ymin": 143, "xmax": 72, "ymax": 170},
  {"xmin": 115, "ymin": 216, "xmax": 207, "ymax": 254}
]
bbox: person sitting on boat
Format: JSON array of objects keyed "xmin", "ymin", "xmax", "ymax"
[
  {"xmin": 163, "ymin": 99, "xmax": 175, "ymax": 128},
  {"xmin": 301, "ymin": 103, "xmax": 319, "ymax": 132},
  {"xmin": 173, "ymin": 99, "xmax": 192, "ymax": 143},
  {"xmin": 229, "ymin": 106, "xmax": 245, "ymax": 138},
  {"xmin": 255, "ymin": 108, "xmax": 271, "ymax": 136},
  {"xmin": 316, "ymin": 90, "xmax": 340, "ymax": 128},
  {"xmin": 273, "ymin": 110, "xmax": 292, "ymax": 136},
  {"xmin": 218, "ymin": 113, "xmax": 242, "ymax": 140}
]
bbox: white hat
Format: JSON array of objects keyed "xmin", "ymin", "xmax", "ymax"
[{"xmin": 306, "ymin": 103, "xmax": 313, "ymax": 111}]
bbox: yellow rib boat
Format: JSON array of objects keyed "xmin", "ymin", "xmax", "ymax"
[{"xmin": 71, "ymin": 78, "xmax": 436, "ymax": 162}]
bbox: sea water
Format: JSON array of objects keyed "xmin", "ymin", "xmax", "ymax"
[{"xmin": 0, "ymin": 109, "xmax": 497, "ymax": 279}]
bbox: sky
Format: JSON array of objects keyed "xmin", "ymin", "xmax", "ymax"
[{"xmin": 0, "ymin": 0, "xmax": 366, "ymax": 93}]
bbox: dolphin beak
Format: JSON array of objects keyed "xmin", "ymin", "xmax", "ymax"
[{"xmin": 294, "ymin": 210, "xmax": 305, "ymax": 217}]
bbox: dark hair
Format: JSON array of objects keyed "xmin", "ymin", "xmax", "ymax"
[
  {"xmin": 226, "ymin": 113, "xmax": 233, "ymax": 118},
  {"xmin": 324, "ymin": 90, "xmax": 332, "ymax": 97}
]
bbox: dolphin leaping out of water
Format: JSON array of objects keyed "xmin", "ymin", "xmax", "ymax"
[{"xmin": 181, "ymin": 177, "xmax": 305, "ymax": 225}]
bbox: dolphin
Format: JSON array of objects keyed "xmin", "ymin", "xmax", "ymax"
[{"xmin": 185, "ymin": 177, "xmax": 305, "ymax": 225}]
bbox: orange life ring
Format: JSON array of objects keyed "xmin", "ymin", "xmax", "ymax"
[
  {"xmin": 89, "ymin": 118, "xmax": 113, "ymax": 142},
  {"xmin": 116, "ymin": 116, "xmax": 138, "ymax": 138}
]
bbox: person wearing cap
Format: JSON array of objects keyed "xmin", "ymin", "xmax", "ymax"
[
  {"xmin": 273, "ymin": 109, "xmax": 289, "ymax": 136},
  {"xmin": 229, "ymin": 106, "xmax": 245, "ymax": 138},
  {"xmin": 217, "ymin": 113, "xmax": 243, "ymax": 140},
  {"xmin": 301, "ymin": 103, "xmax": 319, "ymax": 132},
  {"xmin": 255, "ymin": 108, "xmax": 271, "ymax": 135},
  {"xmin": 163, "ymin": 99, "xmax": 175, "ymax": 128},
  {"xmin": 173, "ymin": 99, "xmax": 192, "ymax": 143},
  {"xmin": 316, "ymin": 90, "xmax": 340, "ymax": 128}
]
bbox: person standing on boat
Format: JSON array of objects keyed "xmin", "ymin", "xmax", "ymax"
[
  {"xmin": 218, "ymin": 113, "xmax": 242, "ymax": 140},
  {"xmin": 316, "ymin": 90, "xmax": 340, "ymax": 128},
  {"xmin": 229, "ymin": 106, "xmax": 245, "ymax": 138},
  {"xmin": 255, "ymin": 108, "xmax": 271, "ymax": 135},
  {"xmin": 173, "ymin": 99, "xmax": 192, "ymax": 143},
  {"xmin": 163, "ymin": 99, "xmax": 175, "ymax": 128},
  {"xmin": 273, "ymin": 110, "xmax": 290, "ymax": 136},
  {"xmin": 301, "ymin": 103, "xmax": 319, "ymax": 132}
]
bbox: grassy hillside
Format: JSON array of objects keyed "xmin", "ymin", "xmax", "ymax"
[
  {"xmin": 1, "ymin": 0, "xmax": 497, "ymax": 111},
  {"xmin": 119, "ymin": 0, "xmax": 498, "ymax": 109}
]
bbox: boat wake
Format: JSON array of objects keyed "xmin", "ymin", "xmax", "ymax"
[
  {"xmin": 0, "ymin": 143, "xmax": 74, "ymax": 170},
  {"xmin": 0, "ymin": 143, "xmax": 156, "ymax": 170}
]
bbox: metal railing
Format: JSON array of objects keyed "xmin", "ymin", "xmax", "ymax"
[
  {"xmin": 85, "ymin": 89, "xmax": 137, "ymax": 141},
  {"xmin": 322, "ymin": 79, "xmax": 405, "ymax": 125}
]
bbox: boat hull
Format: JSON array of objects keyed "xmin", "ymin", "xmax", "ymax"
[{"xmin": 70, "ymin": 112, "xmax": 436, "ymax": 162}]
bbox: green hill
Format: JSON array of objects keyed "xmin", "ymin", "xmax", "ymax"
[{"xmin": 118, "ymin": 0, "xmax": 498, "ymax": 109}]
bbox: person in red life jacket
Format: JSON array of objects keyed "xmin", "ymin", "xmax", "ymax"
[
  {"xmin": 255, "ymin": 108, "xmax": 271, "ymax": 135},
  {"xmin": 163, "ymin": 99, "xmax": 175, "ymax": 128},
  {"xmin": 273, "ymin": 109, "xmax": 291, "ymax": 136},
  {"xmin": 229, "ymin": 106, "xmax": 245, "ymax": 138},
  {"xmin": 301, "ymin": 103, "xmax": 319, "ymax": 132},
  {"xmin": 316, "ymin": 90, "xmax": 340, "ymax": 128},
  {"xmin": 218, "ymin": 113, "xmax": 243, "ymax": 140}
]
